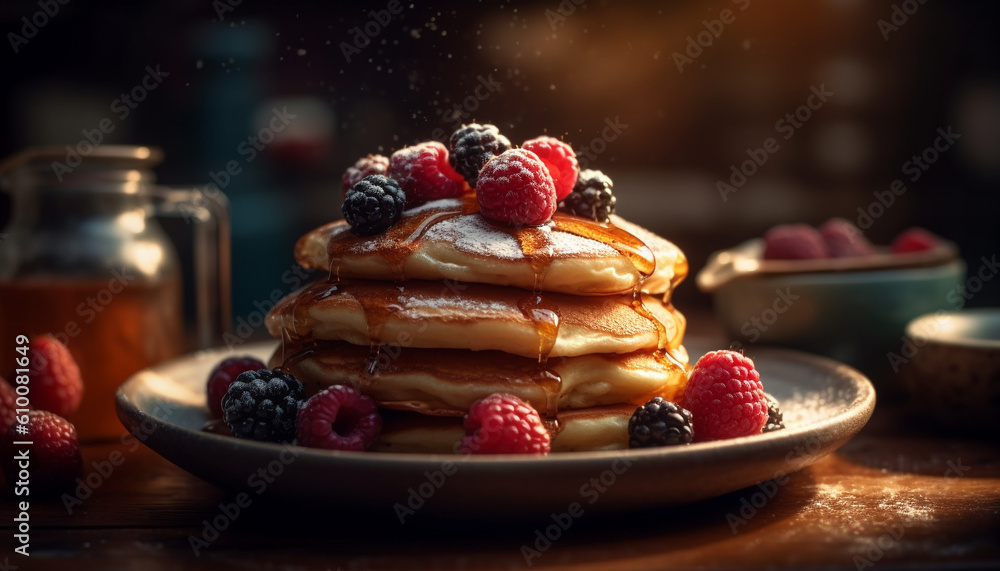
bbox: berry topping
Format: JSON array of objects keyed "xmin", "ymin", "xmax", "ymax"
[
  {"xmin": 819, "ymin": 218, "xmax": 875, "ymax": 258},
  {"xmin": 628, "ymin": 397, "xmax": 694, "ymax": 448},
  {"xmin": 222, "ymin": 369, "xmax": 305, "ymax": 443},
  {"xmin": 207, "ymin": 356, "xmax": 267, "ymax": 419},
  {"xmin": 449, "ymin": 123, "xmax": 512, "ymax": 188},
  {"xmin": 476, "ymin": 149, "xmax": 558, "ymax": 226},
  {"xmin": 558, "ymin": 169, "xmax": 616, "ymax": 223},
  {"xmin": 762, "ymin": 392, "xmax": 785, "ymax": 433},
  {"xmin": 0, "ymin": 377, "xmax": 23, "ymax": 433},
  {"xmin": 891, "ymin": 227, "xmax": 940, "ymax": 254},
  {"xmin": 522, "ymin": 136, "xmax": 579, "ymax": 200},
  {"xmin": 342, "ymin": 175, "xmax": 406, "ymax": 236},
  {"xmin": 762, "ymin": 224, "xmax": 830, "ymax": 260},
  {"xmin": 341, "ymin": 154, "xmax": 389, "ymax": 196},
  {"xmin": 681, "ymin": 350, "xmax": 768, "ymax": 442},
  {"xmin": 2, "ymin": 410, "xmax": 82, "ymax": 496},
  {"xmin": 388, "ymin": 141, "xmax": 467, "ymax": 205},
  {"xmin": 28, "ymin": 335, "xmax": 83, "ymax": 418},
  {"xmin": 459, "ymin": 393, "xmax": 551, "ymax": 455},
  {"xmin": 296, "ymin": 386, "xmax": 382, "ymax": 451}
]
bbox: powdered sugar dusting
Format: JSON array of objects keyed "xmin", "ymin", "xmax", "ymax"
[{"xmin": 424, "ymin": 213, "xmax": 523, "ymax": 259}]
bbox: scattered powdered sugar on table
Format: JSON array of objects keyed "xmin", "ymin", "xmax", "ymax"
[{"xmin": 780, "ymin": 386, "xmax": 847, "ymax": 428}]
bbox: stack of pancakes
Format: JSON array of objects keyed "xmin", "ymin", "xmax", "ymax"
[{"xmin": 264, "ymin": 195, "xmax": 690, "ymax": 453}]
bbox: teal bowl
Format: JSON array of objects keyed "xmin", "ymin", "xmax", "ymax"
[{"xmin": 697, "ymin": 239, "xmax": 966, "ymax": 382}]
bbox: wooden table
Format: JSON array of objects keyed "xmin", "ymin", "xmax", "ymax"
[{"xmin": 5, "ymin": 337, "xmax": 1000, "ymax": 569}]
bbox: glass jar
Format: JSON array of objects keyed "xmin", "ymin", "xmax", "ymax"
[{"xmin": 0, "ymin": 146, "xmax": 228, "ymax": 441}]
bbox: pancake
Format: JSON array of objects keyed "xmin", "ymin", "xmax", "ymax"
[
  {"xmin": 294, "ymin": 196, "xmax": 687, "ymax": 296},
  {"xmin": 373, "ymin": 406, "xmax": 634, "ymax": 453},
  {"xmin": 265, "ymin": 279, "xmax": 686, "ymax": 359},
  {"xmin": 269, "ymin": 340, "xmax": 689, "ymax": 417}
]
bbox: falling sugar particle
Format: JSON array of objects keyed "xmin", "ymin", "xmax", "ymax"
[
  {"xmin": 297, "ymin": 48, "xmax": 307, "ymax": 56},
  {"xmin": 196, "ymin": 60, "xmax": 203, "ymax": 69},
  {"xmin": 549, "ymin": 84, "xmax": 556, "ymax": 90}
]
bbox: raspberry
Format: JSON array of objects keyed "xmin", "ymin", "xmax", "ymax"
[
  {"xmin": 819, "ymin": 218, "xmax": 875, "ymax": 258},
  {"xmin": 459, "ymin": 393, "xmax": 551, "ymax": 455},
  {"xmin": 476, "ymin": 149, "xmax": 558, "ymax": 226},
  {"xmin": 762, "ymin": 393, "xmax": 785, "ymax": 433},
  {"xmin": 522, "ymin": 136, "xmax": 579, "ymax": 200},
  {"xmin": 388, "ymin": 141, "xmax": 467, "ymax": 205},
  {"xmin": 762, "ymin": 224, "xmax": 829, "ymax": 260},
  {"xmin": 296, "ymin": 386, "xmax": 382, "ymax": 451},
  {"xmin": 891, "ymin": 227, "xmax": 940, "ymax": 254},
  {"xmin": 681, "ymin": 350, "xmax": 768, "ymax": 442},
  {"xmin": 342, "ymin": 175, "xmax": 406, "ymax": 236},
  {"xmin": 1, "ymin": 411, "xmax": 82, "ymax": 496},
  {"xmin": 28, "ymin": 335, "xmax": 83, "ymax": 418},
  {"xmin": 449, "ymin": 123, "xmax": 512, "ymax": 188},
  {"xmin": 628, "ymin": 397, "xmax": 694, "ymax": 448},
  {"xmin": 559, "ymin": 169, "xmax": 616, "ymax": 223},
  {"xmin": 206, "ymin": 357, "xmax": 266, "ymax": 419},
  {"xmin": 0, "ymin": 377, "xmax": 22, "ymax": 433},
  {"xmin": 341, "ymin": 154, "xmax": 389, "ymax": 196},
  {"xmin": 222, "ymin": 369, "xmax": 304, "ymax": 443}
]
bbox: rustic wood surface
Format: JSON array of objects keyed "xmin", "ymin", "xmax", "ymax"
[{"xmin": 3, "ymin": 324, "xmax": 999, "ymax": 570}]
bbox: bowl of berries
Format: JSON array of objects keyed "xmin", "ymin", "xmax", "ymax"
[{"xmin": 697, "ymin": 220, "xmax": 966, "ymax": 380}]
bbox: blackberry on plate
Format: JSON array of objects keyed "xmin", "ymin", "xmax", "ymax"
[
  {"xmin": 448, "ymin": 123, "xmax": 512, "ymax": 188},
  {"xmin": 628, "ymin": 397, "xmax": 694, "ymax": 448},
  {"xmin": 342, "ymin": 174, "xmax": 406, "ymax": 236},
  {"xmin": 762, "ymin": 392, "xmax": 785, "ymax": 433},
  {"xmin": 222, "ymin": 369, "xmax": 305, "ymax": 443},
  {"xmin": 558, "ymin": 169, "xmax": 616, "ymax": 223}
]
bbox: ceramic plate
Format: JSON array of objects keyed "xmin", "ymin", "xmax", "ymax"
[{"xmin": 115, "ymin": 339, "xmax": 875, "ymax": 516}]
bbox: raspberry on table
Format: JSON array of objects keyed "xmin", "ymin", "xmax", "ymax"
[
  {"xmin": 476, "ymin": 149, "xmax": 558, "ymax": 226},
  {"xmin": 819, "ymin": 218, "xmax": 875, "ymax": 258},
  {"xmin": 628, "ymin": 397, "xmax": 694, "ymax": 448},
  {"xmin": 448, "ymin": 123, "xmax": 512, "ymax": 188},
  {"xmin": 459, "ymin": 393, "xmax": 551, "ymax": 455},
  {"xmin": 522, "ymin": 136, "xmax": 579, "ymax": 201},
  {"xmin": 207, "ymin": 357, "xmax": 267, "ymax": 419},
  {"xmin": 558, "ymin": 169, "xmax": 616, "ymax": 223},
  {"xmin": 762, "ymin": 224, "xmax": 829, "ymax": 260},
  {"xmin": 342, "ymin": 175, "xmax": 406, "ymax": 236},
  {"xmin": 891, "ymin": 227, "xmax": 940, "ymax": 254},
  {"xmin": 28, "ymin": 335, "xmax": 83, "ymax": 418},
  {"xmin": 296, "ymin": 386, "xmax": 382, "ymax": 451},
  {"xmin": 0, "ymin": 377, "xmax": 23, "ymax": 433},
  {"xmin": 222, "ymin": 369, "xmax": 305, "ymax": 443},
  {"xmin": 1, "ymin": 410, "xmax": 82, "ymax": 496},
  {"xmin": 388, "ymin": 141, "xmax": 468, "ymax": 206},
  {"xmin": 341, "ymin": 154, "xmax": 389, "ymax": 196},
  {"xmin": 681, "ymin": 350, "xmax": 768, "ymax": 442},
  {"xmin": 762, "ymin": 392, "xmax": 785, "ymax": 433}
]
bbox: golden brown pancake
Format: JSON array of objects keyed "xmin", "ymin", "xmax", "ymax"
[
  {"xmin": 265, "ymin": 279, "xmax": 685, "ymax": 359},
  {"xmin": 269, "ymin": 340, "xmax": 688, "ymax": 417},
  {"xmin": 294, "ymin": 196, "xmax": 687, "ymax": 296},
  {"xmin": 373, "ymin": 406, "xmax": 634, "ymax": 453}
]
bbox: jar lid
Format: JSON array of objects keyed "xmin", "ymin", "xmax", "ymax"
[{"xmin": 0, "ymin": 145, "xmax": 165, "ymax": 191}]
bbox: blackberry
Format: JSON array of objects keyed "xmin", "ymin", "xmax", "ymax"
[
  {"xmin": 342, "ymin": 175, "xmax": 406, "ymax": 236},
  {"xmin": 558, "ymin": 169, "xmax": 616, "ymax": 223},
  {"xmin": 628, "ymin": 397, "xmax": 694, "ymax": 448},
  {"xmin": 222, "ymin": 369, "xmax": 305, "ymax": 443},
  {"xmin": 448, "ymin": 123, "xmax": 512, "ymax": 188},
  {"xmin": 762, "ymin": 393, "xmax": 785, "ymax": 433}
]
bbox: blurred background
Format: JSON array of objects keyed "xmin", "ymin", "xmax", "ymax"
[{"xmin": 2, "ymin": 0, "xmax": 998, "ymax": 336}]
